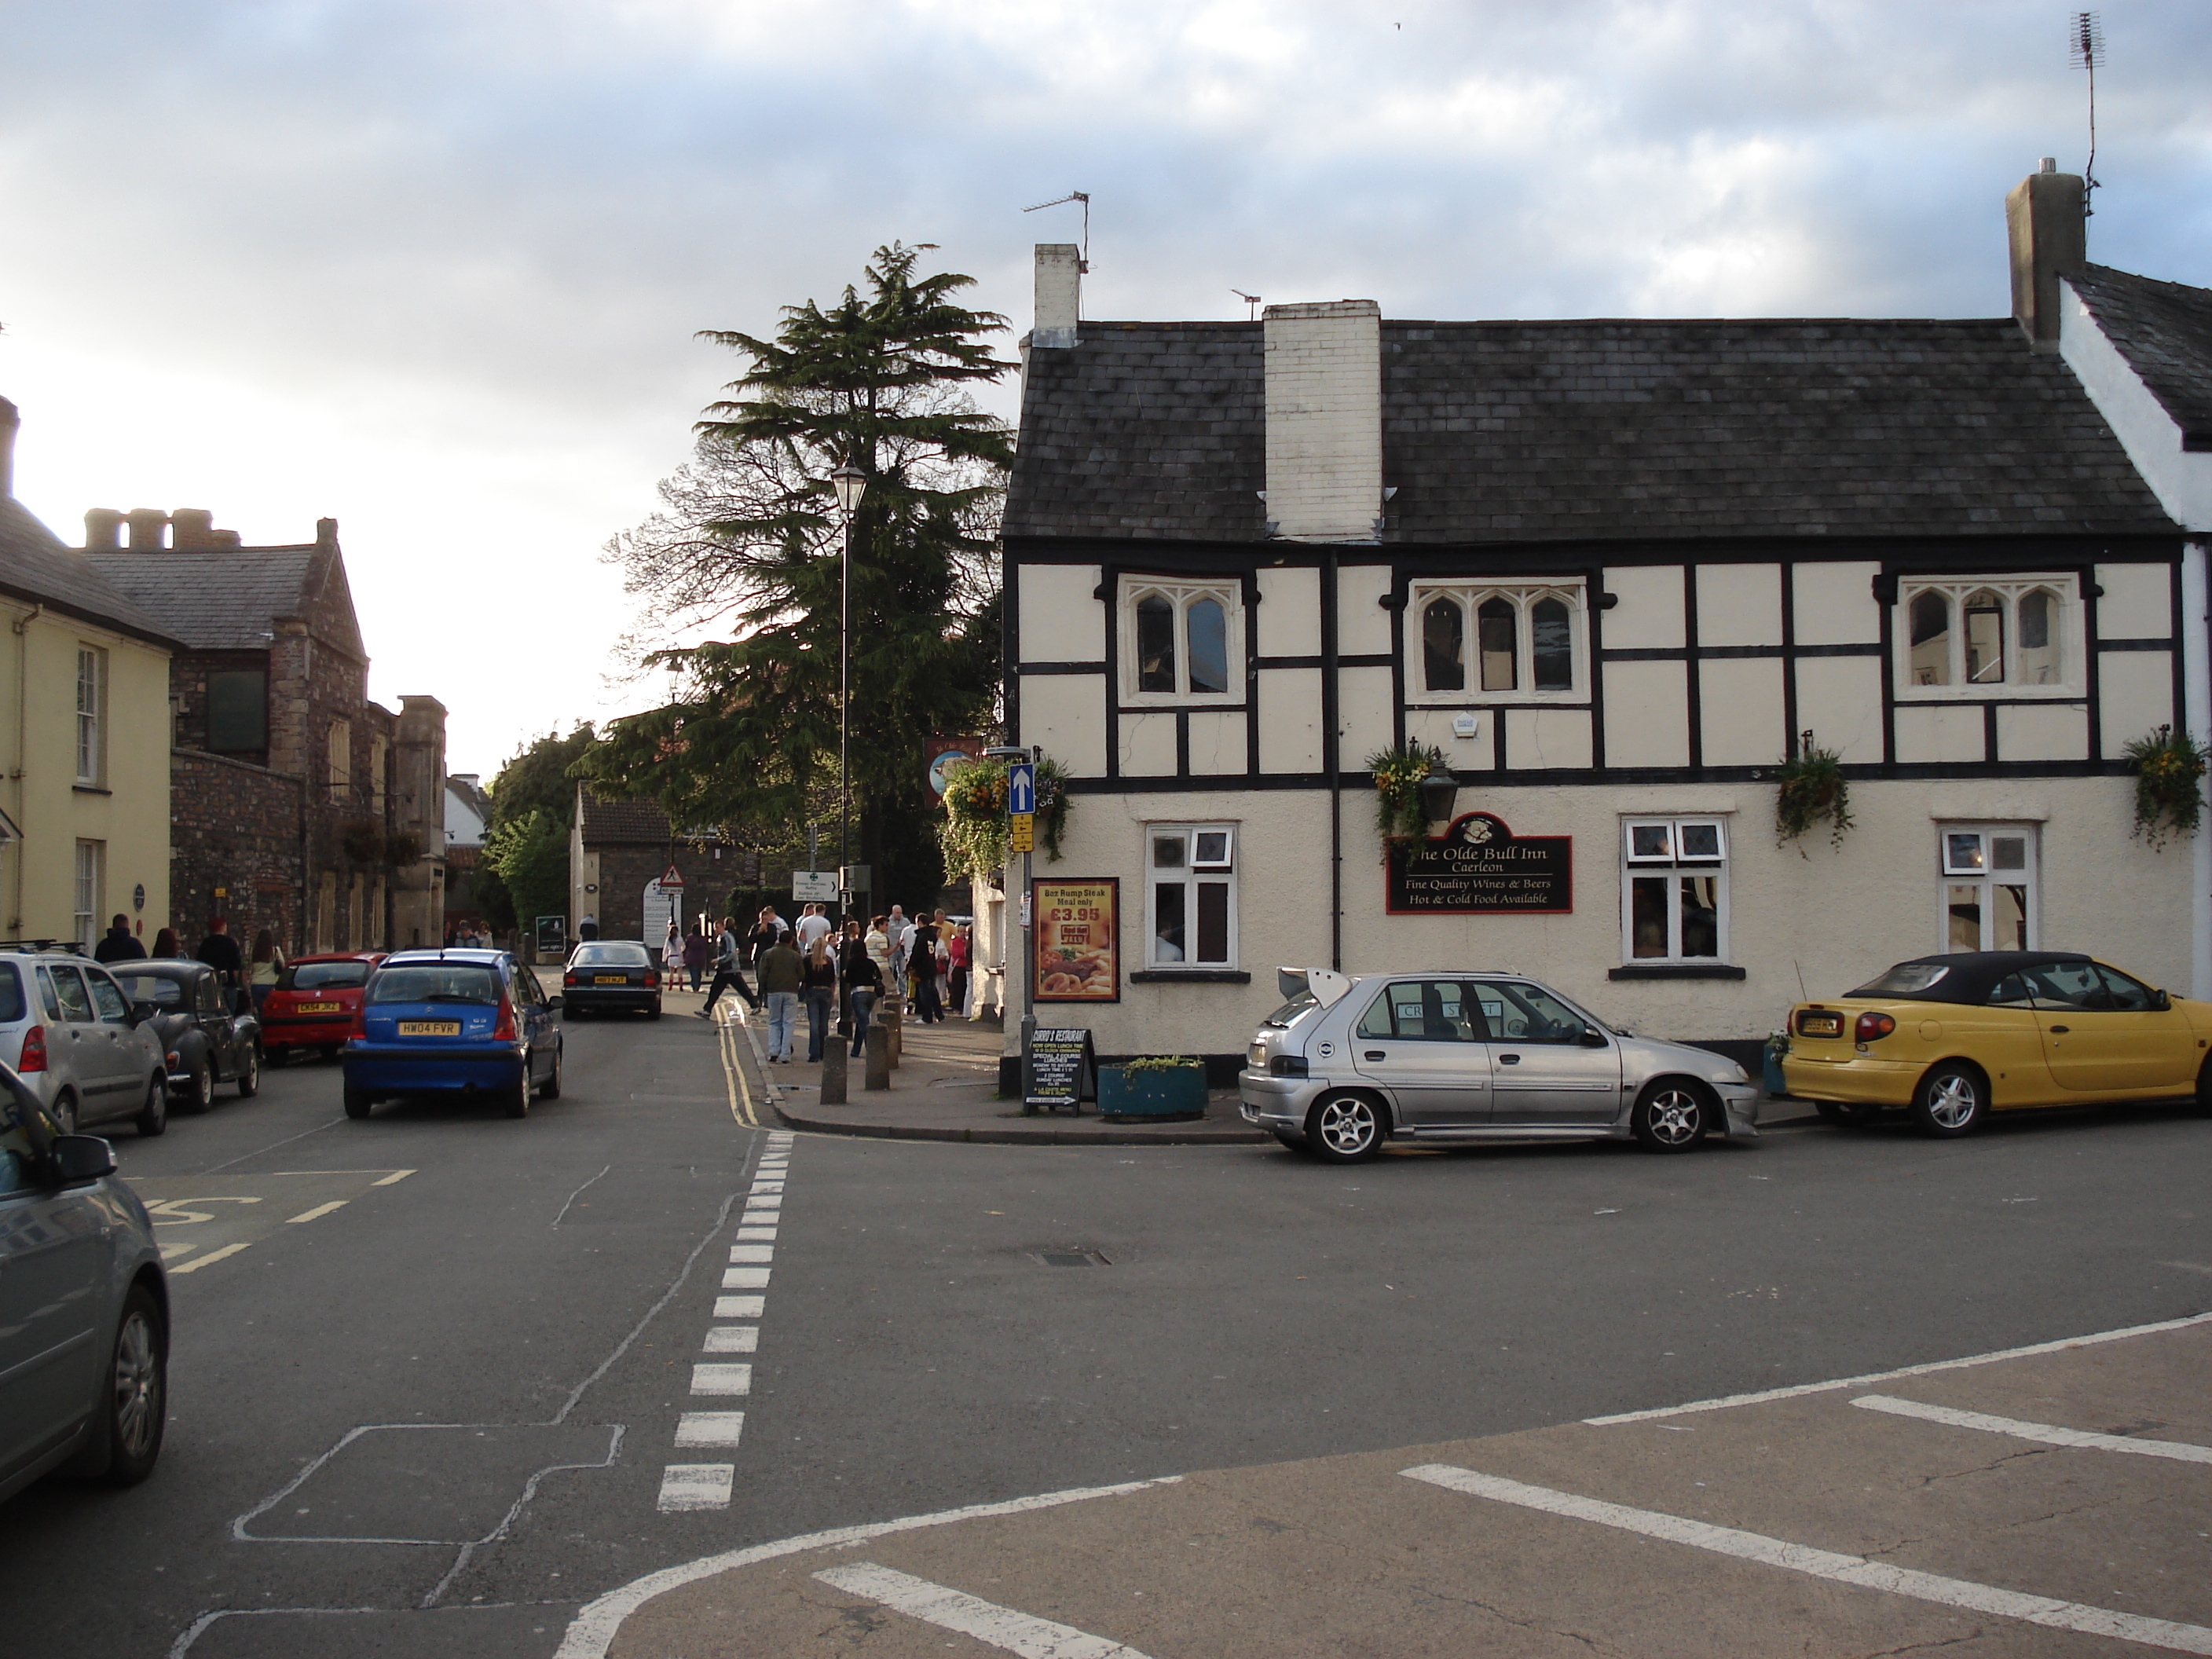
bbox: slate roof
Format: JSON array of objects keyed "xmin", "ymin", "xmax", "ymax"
[
  {"xmin": 86, "ymin": 546, "xmax": 327, "ymax": 652},
  {"xmin": 2068, "ymin": 265, "xmax": 2212, "ymax": 450},
  {"xmin": 1004, "ymin": 316, "xmax": 2175, "ymax": 545},
  {"xmin": 577, "ymin": 789, "xmax": 672, "ymax": 845},
  {"xmin": 0, "ymin": 494, "xmax": 181, "ymax": 646}
]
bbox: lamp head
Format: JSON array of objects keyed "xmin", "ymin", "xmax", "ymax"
[
  {"xmin": 830, "ymin": 462, "xmax": 866, "ymax": 515},
  {"xmin": 1418, "ymin": 754, "xmax": 1459, "ymax": 828}
]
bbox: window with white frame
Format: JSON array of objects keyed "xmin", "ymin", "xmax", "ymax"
[
  {"xmin": 1145, "ymin": 823, "xmax": 1237, "ymax": 968},
  {"xmin": 1898, "ymin": 577, "xmax": 2074, "ymax": 695},
  {"xmin": 73, "ymin": 840, "xmax": 102, "ymax": 946},
  {"xmin": 75, "ymin": 646, "xmax": 105, "ymax": 785},
  {"xmin": 1621, "ymin": 818, "xmax": 1727, "ymax": 962},
  {"xmin": 1411, "ymin": 581, "xmax": 1585, "ymax": 702},
  {"xmin": 1119, "ymin": 577, "xmax": 1241, "ymax": 703},
  {"xmin": 1938, "ymin": 824, "xmax": 2037, "ymax": 953}
]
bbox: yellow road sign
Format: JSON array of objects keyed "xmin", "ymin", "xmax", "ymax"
[{"xmin": 1009, "ymin": 812, "xmax": 1035, "ymax": 852}]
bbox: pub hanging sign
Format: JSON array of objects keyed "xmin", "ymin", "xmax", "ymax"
[{"xmin": 1386, "ymin": 811, "xmax": 1573, "ymax": 915}]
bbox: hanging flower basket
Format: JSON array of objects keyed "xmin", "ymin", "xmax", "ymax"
[
  {"xmin": 939, "ymin": 753, "xmax": 1071, "ymax": 880},
  {"xmin": 1366, "ymin": 743, "xmax": 1442, "ymax": 841},
  {"xmin": 1774, "ymin": 745, "xmax": 1853, "ymax": 854},
  {"xmin": 2123, "ymin": 725, "xmax": 2208, "ymax": 851}
]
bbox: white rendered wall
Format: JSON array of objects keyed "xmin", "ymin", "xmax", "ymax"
[{"xmin": 1263, "ymin": 302, "xmax": 1382, "ymax": 544}]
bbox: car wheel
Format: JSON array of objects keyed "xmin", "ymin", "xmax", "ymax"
[
  {"xmin": 49, "ymin": 1090, "xmax": 79, "ymax": 1135},
  {"xmin": 91, "ymin": 1284, "xmax": 167, "ymax": 1485},
  {"xmin": 235, "ymin": 1044, "xmax": 261, "ymax": 1098},
  {"xmin": 342, "ymin": 1085, "xmax": 374, "ymax": 1119},
  {"xmin": 538, "ymin": 1043, "xmax": 562, "ymax": 1101},
  {"xmin": 649, "ymin": 1002, "xmax": 662, "ymax": 1020},
  {"xmin": 1304, "ymin": 1091, "xmax": 1385, "ymax": 1163},
  {"xmin": 177, "ymin": 1058, "xmax": 214, "ymax": 1115},
  {"xmin": 134, "ymin": 1075, "xmax": 168, "ymax": 1137},
  {"xmin": 504, "ymin": 1071, "xmax": 531, "ymax": 1119},
  {"xmin": 319, "ymin": 1045, "xmax": 340, "ymax": 1064},
  {"xmin": 1632, "ymin": 1080, "xmax": 1708, "ymax": 1152},
  {"xmin": 1912, "ymin": 1063, "xmax": 1988, "ymax": 1137},
  {"xmin": 2196, "ymin": 1053, "xmax": 2212, "ymax": 1117}
]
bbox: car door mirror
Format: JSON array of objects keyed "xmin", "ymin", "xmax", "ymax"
[
  {"xmin": 128, "ymin": 1000, "xmax": 159, "ymax": 1027},
  {"xmin": 1579, "ymin": 1026, "xmax": 1610, "ymax": 1046},
  {"xmin": 50, "ymin": 1133, "xmax": 115, "ymax": 1185},
  {"xmin": 2152, "ymin": 988, "xmax": 2172, "ymax": 1011}
]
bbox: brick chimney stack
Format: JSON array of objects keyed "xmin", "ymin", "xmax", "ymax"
[
  {"xmin": 83, "ymin": 508, "xmax": 125, "ymax": 548},
  {"xmin": 1032, "ymin": 244, "xmax": 1082, "ymax": 350},
  {"xmin": 170, "ymin": 508, "xmax": 218, "ymax": 547},
  {"xmin": 0, "ymin": 396, "xmax": 17, "ymax": 500},
  {"xmin": 1263, "ymin": 299, "xmax": 1384, "ymax": 543},
  {"xmin": 125, "ymin": 507, "xmax": 170, "ymax": 549},
  {"xmin": 2007, "ymin": 158, "xmax": 2086, "ymax": 354}
]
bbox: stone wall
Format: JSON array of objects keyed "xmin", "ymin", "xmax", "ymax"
[{"xmin": 170, "ymin": 749, "xmax": 303, "ymax": 952}]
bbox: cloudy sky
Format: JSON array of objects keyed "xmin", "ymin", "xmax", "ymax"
[{"xmin": 2, "ymin": 0, "xmax": 2207, "ymax": 778}]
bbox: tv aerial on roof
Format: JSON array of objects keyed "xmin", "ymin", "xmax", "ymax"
[
  {"xmin": 1022, "ymin": 192, "xmax": 1090, "ymax": 270},
  {"xmin": 1231, "ymin": 289, "xmax": 1262, "ymax": 320},
  {"xmin": 2072, "ymin": 11, "xmax": 2104, "ymax": 218}
]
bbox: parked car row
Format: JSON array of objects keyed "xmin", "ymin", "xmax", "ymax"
[{"xmin": 1243, "ymin": 950, "xmax": 2211, "ymax": 1163}]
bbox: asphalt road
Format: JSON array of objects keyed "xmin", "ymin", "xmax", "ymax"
[{"xmin": 2, "ymin": 1009, "xmax": 2208, "ymax": 1657}]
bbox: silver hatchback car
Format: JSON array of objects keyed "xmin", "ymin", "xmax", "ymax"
[{"xmin": 1241, "ymin": 968, "xmax": 1760, "ymax": 1162}]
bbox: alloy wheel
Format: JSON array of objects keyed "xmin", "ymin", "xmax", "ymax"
[
  {"xmin": 1310, "ymin": 1094, "xmax": 1382, "ymax": 1161},
  {"xmin": 1643, "ymin": 1086, "xmax": 1703, "ymax": 1147},
  {"xmin": 112, "ymin": 1309, "xmax": 162, "ymax": 1463},
  {"xmin": 1925, "ymin": 1074, "xmax": 1977, "ymax": 1129}
]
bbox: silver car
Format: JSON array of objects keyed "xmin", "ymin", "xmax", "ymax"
[
  {"xmin": 1241, "ymin": 967, "xmax": 1760, "ymax": 1162},
  {"xmin": 0, "ymin": 950, "xmax": 170, "ymax": 1138}
]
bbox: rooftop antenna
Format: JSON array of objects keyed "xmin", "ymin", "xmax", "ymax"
[
  {"xmin": 1231, "ymin": 288, "xmax": 1262, "ymax": 321},
  {"xmin": 2072, "ymin": 10, "xmax": 2104, "ymax": 219},
  {"xmin": 1021, "ymin": 192, "xmax": 1090, "ymax": 271}
]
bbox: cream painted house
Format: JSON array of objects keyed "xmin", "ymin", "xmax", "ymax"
[
  {"xmin": 0, "ymin": 399, "xmax": 178, "ymax": 947},
  {"xmin": 995, "ymin": 170, "xmax": 2205, "ymax": 1086}
]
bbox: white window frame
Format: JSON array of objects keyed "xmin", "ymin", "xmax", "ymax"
[
  {"xmin": 73, "ymin": 839, "xmax": 102, "ymax": 947},
  {"xmin": 1143, "ymin": 822, "xmax": 1239, "ymax": 969},
  {"xmin": 1407, "ymin": 580, "xmax": 1588, "ymax": 705},
  {"xmin": 1118, "ymin": 577, "xmax": 1243, "ymax": 706},
  {"xmin": 1936, "ymin": 822, "xmax": 2039, "ymax": 953},
  {"xmin": 1618, "ymin": 816, "xmax": 1730, "ymax": 964},
  {"xmin": 1894, "ymin": 575, "xmax": 2079, "ymax": 700},
  {"xmin": 75, "ymin": 646, "xmax": 105, "ymax": 786}
]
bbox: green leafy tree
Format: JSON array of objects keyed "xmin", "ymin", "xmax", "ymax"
[
  {"xmin": 588, "ymin": 242, "xmax": 1011, "ymax": 906},
  {"xmin": 482, "ymin": 809, "xmax": 569, "ymax": 933},
  {"xmin": 487, "ymin": 725, "xmax": 599, "ymax": 833},
  {"xmin": 471, "ymin": 726, "xmax": 595, "ymax": 936}
]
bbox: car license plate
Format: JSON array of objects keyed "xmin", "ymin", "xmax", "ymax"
[
  {"xmin": 1794, "ymin": 1010, "xmax": 1844, "ymax": 1038},
  {"xmin": 397, "ymin": 1020, "xmax": 462, "ymax": 1036},
  {"xmin": 593, "ymin": 975, "xmax": 628, "ymax": 984},
  {"xmin": 297, "ymin": 1002, "xmax": 341, "ymax": 1015}
]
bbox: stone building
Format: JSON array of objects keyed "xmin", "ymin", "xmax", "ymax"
[
  {"xmin": 996, "ymin": 165, "xmax": 2203, "ymax": 1085},
  {"xmin": 86, "ymin": 511, "xmax": 449, "ymax": 953},
  {"xmin": 569, "ymin": 786, "xmax": 758, "ymax": 943}
]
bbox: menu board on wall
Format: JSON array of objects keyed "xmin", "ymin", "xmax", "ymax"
[
  {"xmin": 1033, "ymin": 878, "xmax": 1120, "ymax": 1002},
  {"xmin": 1386, "ymin": 812, "xmax": 1573, "ymax": 914}
]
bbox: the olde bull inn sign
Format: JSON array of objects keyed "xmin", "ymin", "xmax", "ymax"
[{"xmin": 1386, "ymin": 812, "xmax": 1573, "ymax": 915}]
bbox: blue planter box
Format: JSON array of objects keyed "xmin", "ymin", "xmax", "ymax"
[{"xmin": 1097, "ymin": 1064, "xmax": 1207, "ymax": 1119}]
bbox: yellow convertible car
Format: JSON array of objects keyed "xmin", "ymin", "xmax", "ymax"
[{"xmin": 1782, "ymin": 950, "xmax": 2212, "ymax": 1137}]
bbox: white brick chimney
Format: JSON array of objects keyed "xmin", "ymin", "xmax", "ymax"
[
  {"xmin": 1032, "ymin": 244, "xmax": 1082, "ymax": 350},
  {"xmin": 1263, "ymin": 299, "xmax": 1382, "ymax": 542}
]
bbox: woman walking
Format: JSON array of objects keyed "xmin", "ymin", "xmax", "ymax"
[
  {"xmin": 843, "ymin": 936, "xmax": 884, "ymax": 1060},
  {"xmin": 248, "ymin": 927, "xmax": 287, "ymax": 1012},
  {"xmin": 947, "ymin": 922, "xmax": 970, "ymax": 1020},
  {"xmin": 683, "ymin": 921, "xmax": 710, "ymax": 992},
  {"xmin": 800, "ymin": 934, "xmax": 838, "ymax": 1062}
]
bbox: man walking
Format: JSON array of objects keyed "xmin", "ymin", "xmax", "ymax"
[
  {"xmin": 755, "ymin": 929, "xmax": 804, "ymax": 1062},
  {"xmin": 195, "ymin": 915, "xmax": 245, "ymax": 984},
  {"xmin": 795, "ymin": 902, "xmax": 833, "ymax": 953},
  {"xmin": 93, "ymin": 914, "xmax": 145, "ymax": 963},
  {"xmin": 698, "ymin": 914, "xmax": 760, "ymax": 1020}
]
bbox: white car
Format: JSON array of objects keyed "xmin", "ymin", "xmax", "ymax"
[
  {"xmin": 0, "ymin": 950, "xmax": 170, "ymax": 1137},
  {"xmin": 1241, "ymin": 967, "xmax": 1760, "ymax": 1162}
]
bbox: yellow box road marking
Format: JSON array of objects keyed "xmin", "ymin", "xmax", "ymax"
[
  {"xmin": 286, "ymin": 1200, "xmax": 349, "ymax": 1225},
  {"xmin": 372, "ymin": 1169, "xmax": 415, "ymax": 1185}
]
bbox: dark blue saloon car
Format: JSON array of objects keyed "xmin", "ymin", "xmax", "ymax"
[{"xmin": 340, "ymin": 950, "xmax": 562, "ymax": 1119}]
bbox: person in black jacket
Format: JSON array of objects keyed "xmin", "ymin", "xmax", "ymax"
[
  {"xmin": 842, "ymin": 935, "xmax": 884, "ymax": 1058},
  {"xmin": 93, "ymin": 914, "xmax": 145, "ymax": 963},
  {"xmin": 194, "ymin": 916, "xmax": 245, "ymax": 983}
]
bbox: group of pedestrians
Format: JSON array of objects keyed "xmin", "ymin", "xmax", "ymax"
[
  {"xmin": 92, "ymin": 911, "xmax": 291, "ymax": 1011},
  {"xmin": 687, "ymin": 900, "xmax": 976, "ymax": 1071}
]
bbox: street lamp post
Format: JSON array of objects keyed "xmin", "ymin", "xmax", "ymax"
[{"xmin": 830, "ymin": 460, "xmax": 866, "ymax": 917}]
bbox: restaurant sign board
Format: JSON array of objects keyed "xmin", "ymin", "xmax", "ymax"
[
  {"xmin": 1033, "ymin": 877, "xmax": 1119, "ymax": 1002},
  {"xmin": 1386, "ymin": 812, "xmax": 1572, "ymax": 915}
]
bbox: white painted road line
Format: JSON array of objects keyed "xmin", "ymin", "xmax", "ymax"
[
  {"xmin": 167, "ymin": 1242, "xmax": 251, "ymax": 1275},
  {"xmin": 690, "ymin": 1364, "xmax": 752, "ymax": 1395},
  {"xmin": 675, "ymin": 1412, "xmax": 746, "ymax": 1447},
  {"xmin": 1854, "ymin": 1394, "xmax": 2212, "ymax": 1464},
  {"xmin": 656, "ymin": 1465, "xmax": 734, "ymax": 1512},
  {"xmin": 721, "ymin": 1267, "xmax": 771, "ymax": 1290},
  {"xmin": 1403, "ymin": 1464, "xmax": 2212, "ymax": 1656},
  {"xmin": 713, "ymin": 1295, "xmax": 764, "ymax": 1319},
  {"xmin": 734, "ymin": 1225, "xmax": 776, "ymax": 1241},
  {"xmin": 702, "ymin": 1327, "xmax": 757, "ymax": 1353},
  {"xmin": 285, "ymin": 1200, "xmax": 349, "ymax": 1225},
  {"xmin": 1586, "ymin": 1309, "xmax": 2212, "ymax": 1426},
  {"xmin": 812, "ymin": 1562, "xmax": 1157, "ymax": 1659},
  {"xmin": 727, "ymin": 1244, "xmax": 773, "ymax": 1263}
]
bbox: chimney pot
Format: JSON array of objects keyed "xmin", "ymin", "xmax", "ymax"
[
  {"xmin": 125, "ymin": 507, "xmax": 170, "ymax": 550},
  {"xmin": 2039, "ymin": 156, "xmax": 2057, "ymax": 174},
  {"xmin": 316, "ymin": 516, "xmax": 339, "ymax": 549},
  {"xmin": 2006, "ymin": 163, "xmax": 2086, "ymax": 353},
  {"xmin": 0, "ymin": 396, "xmax": 18, "ymax": 500},
  {"xmin": 170, "ymin": 507, "xmax": 218, "ymax": 547},
  {"xmin": 83, "ymin": 507, "xmax": 125, "ymax": 550},
  {"xmin": 1032, "ymin": 244, "xmax": 1082, "ymax": 350}
]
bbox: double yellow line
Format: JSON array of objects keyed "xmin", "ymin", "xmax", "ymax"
[{"xmin": 714, "ymin": 1011, "xmax": 764, "ymax": 1129}]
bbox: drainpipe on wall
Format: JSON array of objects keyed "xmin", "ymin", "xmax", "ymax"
[
  {"xmin": 2184, "ymin": 543, "xmax": 2211, "ymax": 1000},
  {"xmin": 9, "ymin": 602, "xmax": 42, "ymax": 932},
  {"xmin": 1324, "ymin": 551, "xmax": 1342, "ymax": 972}
]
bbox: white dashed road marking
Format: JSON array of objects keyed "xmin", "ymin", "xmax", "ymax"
[
  {"xmin": 674, "ymin": 1412, "xmax": 746, "ymax": 1448},
  {"xmin": 712, "ymin": 1295, "xmax": 764, "ymax": 1319},
  {"xmin": 720, "ymin": 1266, "xmax": 771, "ymax": 1290},
  {"xmin": 812, "ymin": 1562, "xmax": 1159, "ymax": 1659},
  {"xmin": 690, "ymin": 1364, "xmax": 751, "ymax": 1395},
  {"xmin": 727, "ymin": 1244, "xmax": 773, "ymax": 1263},
  {"xmin": 1853, "ymin": 1393, "xmax": 2212, "ymax": 1464},
  {"xmin": 702, "ymin": 1327, "xmax": 757, "ymax": 1353},
  {"xmin": 1403, "ymin": 1463, "xmax": 2212, "ymax": 1656},
  {"xmin": 656, "ymin": 1465, "xmax": 735, "ymax": 1511}
]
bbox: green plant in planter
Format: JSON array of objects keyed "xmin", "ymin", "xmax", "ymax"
[
  {"xmin": 2123, "ymin": 725, "xmax": 2209, "ymax": 851},
  {"xmin": 1774, "ymin": 744, "xmax": 1853, "ymax": 855},
  {"xmin": 937, "ymin": 753, "xmax": 1072, "ymax": 881},
  {"xmin": 1120, "ymin": 1054, "xmax": 1199, "ymax": 1073},
  {"xmin": 1367, "ymin": 743, "xmax": 1442, "ymax": 840}
]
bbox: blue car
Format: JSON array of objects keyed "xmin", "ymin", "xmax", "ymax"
[{"xmin": 340, "ymin": 950, "xmax": 562, "ymax": 1119}]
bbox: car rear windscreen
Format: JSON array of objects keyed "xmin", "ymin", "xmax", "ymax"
[
  {"xmin": 284, "ymin": 961, "xmax": 372, "ymax": 991},
  {"xmin": 571, "ymin": 943, "xmax": 650, "ymax": 965},
  {"xmin": 112, "ymin": 975, "xmax": 186, "ymax": 1007},
  {"xmin": 0, "ymin": 965, "xmax": 23, "ymax": 1025},
  {"xmin": 368, "ymin": 965, "xmax": 504, "ymax": 1005}
]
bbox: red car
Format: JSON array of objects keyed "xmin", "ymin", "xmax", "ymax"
[{"xmin": 261, "ymin": 953, "xmax": 385, "ymax": 1063}]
